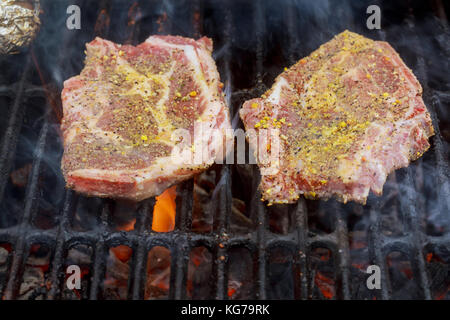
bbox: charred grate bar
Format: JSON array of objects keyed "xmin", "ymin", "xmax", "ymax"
[{"xmin": 0, "ymin": 0, "xmax": 449, "ymax": 300}]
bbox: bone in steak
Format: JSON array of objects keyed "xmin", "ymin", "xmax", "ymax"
[
  {"xmin": 61, "ymin": 35, "xmax": 231, "ymax": 201},
  {"xmin": 240, "ymin": 30, "xmax": 434, "ymax": 205}
]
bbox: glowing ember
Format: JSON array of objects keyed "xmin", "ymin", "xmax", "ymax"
[
  {"xmin": 111, "ymin": 219, "xmax": 136, "ymax": 263},
  {"xmin": 112, "ymin": 245, "xmax": 133, "ymax": 263},
  {"xmin": 314, "ymin": 272, "xmax": 335, "ymax": 299},
  {"xmin": 121, "ymin": 219, "xmax": 137, "ymax": 232}
]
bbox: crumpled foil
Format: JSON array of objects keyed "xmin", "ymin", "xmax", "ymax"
[{"xmin": 0, "ymin": 0, "xmax": 40, "ymax": 55}]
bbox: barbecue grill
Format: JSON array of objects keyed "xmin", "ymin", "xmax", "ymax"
[{"xmin": 0, "ymin": 0, "xmax": 449, "ymax": 300}]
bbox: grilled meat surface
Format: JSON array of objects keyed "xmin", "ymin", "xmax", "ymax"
[
  {"xmin": 61, "ymin": 35, "xmax": 231, "ymax": 201},
  {"xmin": 240, "ymin": 30, "xmax": 434, "ymax": 205}
]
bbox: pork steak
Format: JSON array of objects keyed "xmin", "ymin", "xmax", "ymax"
[
  {"xmin": 61, "ymin": 35, "xmax": 231, "ymax": 201},
  {"xmin": 240, "ymin": 30, "xmax": 434, "ymax": 205}
]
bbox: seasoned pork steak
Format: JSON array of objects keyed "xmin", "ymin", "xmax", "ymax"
[
  {"xmin": 61, "ymin": 35, "xmax": 231, "ymax": 201},
  {"xmin": 240, "ymin": 30, "xmax": 434, "ymax": 205}
]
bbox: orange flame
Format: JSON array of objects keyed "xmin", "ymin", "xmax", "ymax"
[
  {"xmin": 152, "ymin": 185, "xmax": 177, "ymax": 232},
  {"xmin": 111, "ymin": 186, "xmax": 177, "ymax": 263}
]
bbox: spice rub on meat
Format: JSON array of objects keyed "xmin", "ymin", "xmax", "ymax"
[
  {"xmin": 61, "ymin": 35, "xmax": 231, "ymax": 201},
  {"xmin": 240, "ymin": 30, "xmax": 434, "ymax": 205}
]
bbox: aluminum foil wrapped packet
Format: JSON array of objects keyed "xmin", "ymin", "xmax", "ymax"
[{"xmin": 0, "ymin": 0, "xmax": 40, "ymax": 55}]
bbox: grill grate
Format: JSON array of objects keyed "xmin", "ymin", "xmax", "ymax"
[{"xmin": 0, "ymin": 0, "xmax": 449, "ymax": 300}]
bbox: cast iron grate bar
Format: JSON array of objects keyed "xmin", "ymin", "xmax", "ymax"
[
  {"xmin": 399, "ymin": 170, "xmax": 432, "ymax": 299},
  {"xmin": 365, "ymin": 27, "xmax": 392, "ymax": 300},
  {"xmin": 283, "ymin": 0, "xmax": 310, "ymax": 300},
  {"xmin": 0, "ymin": 59, "xmax": 33, "ymax": 207},
  {"xmin": 46, "ymin": 190, "xmax": 77, "ymax": 300},
  {"xmin": 4, "ymin": 115, "xmax": 50, "ymax": 299},
  {"xmin": 89, "ymin": 203, "xmax": 109, "ymax": 300},
  {"xmin": 251, "ymin": 0, "xmax": 269, "ymax": 300},
  {"xmin": 211, "ymin": 1, "xmax": 233, "ymax": 300},
  {"xmin": 367, "ymin": 198, "xmax": 390, "ymax": 299},
  {"xmin": 129, "ymin": 199, "xmax": 155, "ymax": 299},
  {"xmin": 335, "ymin": 204, "xmax": 351, "ymax": 299}
]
